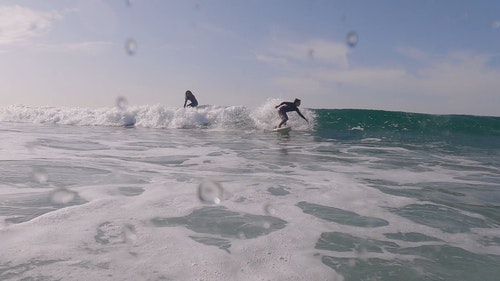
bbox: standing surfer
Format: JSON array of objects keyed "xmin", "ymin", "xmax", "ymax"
[
  {"xmin": 275, "ymin": 98, "xmax": 308, "ymax": 128},
  {"xmin": 184, "ymin": 90, "xmax": 198, "ymax": 108}
]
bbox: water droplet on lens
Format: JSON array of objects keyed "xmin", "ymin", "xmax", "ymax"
[
  {"xmin": 125, "ymin": 39, "xmax": 137, "ymax": 56},
  {"xmin": 50, "ymin": 188, "xmax": 77, "ymax": 204},
  {"xmin": 491, "ymin": 20, "xmax": 500, "ymax": 29},
  {"xmin": 198, "ymin": 179, "xmax": 223, "ymax": 204},
  {"xmin": 346, "ymin": 31, "xmax": 358, "ymax": 48},
  {"xmin": 356, "ymin": 245, "xmax": 369, "ymax": 261},
  {"xmin": 263, "ymin": 203, "xmax": 276, "ymax": 215},
  {"xmin": 122, "ymin": 223, "xmax": 138, "ymax": 243},
  {"xmin": 237, "ymin": 230, "xmax": 246, "ymax": 239},
  {"xmin": 122, "ymin": 113, "xmax": 136, "ymax": 127},
  {"xmin": 125, "ymin": 0, "xmax": 133, "ymax": 7},
  {"xmin": 116, "ymin": 96, "xmax": 128, "ymax": 110},
  {"xmin": 32, "ymin": 167, "xmax": 48, "ymax": 184},
  {"xmin": 262, "ymin": 221, "xmax": 271, "ymax": 229},
  {"xmin": 308, "ymin": 48, "xmax": 315, "ymax": 60}
]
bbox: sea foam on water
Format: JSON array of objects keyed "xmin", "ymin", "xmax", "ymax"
[{"xmin": 0, "ymin": 103, "xmax": 499, "ymax": 281}]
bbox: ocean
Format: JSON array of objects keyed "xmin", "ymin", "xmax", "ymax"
[{"xmin": 1, "ymin": 99, "xmax": 499, "ymax": 281}]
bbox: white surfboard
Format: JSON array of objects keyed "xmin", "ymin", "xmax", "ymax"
[{"xmin": 273, "ymin": 126, "xmax": 292, "ymax": 133}]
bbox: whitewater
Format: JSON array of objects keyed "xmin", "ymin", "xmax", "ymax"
[{"xmin": 1, "ymin": 99, "xmax": 499, "ymax": 281}]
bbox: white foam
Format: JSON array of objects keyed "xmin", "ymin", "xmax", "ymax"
[
  {"xmin": 1, "ymin": 111, "xmax": 498, "ymax": 280},
  {"xmin": 0, "ymin": 100, "xmax": 316, "ymax": 131}
]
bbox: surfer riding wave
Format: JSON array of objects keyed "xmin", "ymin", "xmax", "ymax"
[
  {"xmin": 184, "ymin": 90, "xmax": 198, "ymax": 108},
  {"xmin": 275, "ymin": 98, "xmax": 308, "ymax": 128}
]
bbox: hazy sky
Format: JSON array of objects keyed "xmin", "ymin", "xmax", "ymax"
[{"xmin": 1, "ymin": 0, "xmax": 499, "ymax": 116}]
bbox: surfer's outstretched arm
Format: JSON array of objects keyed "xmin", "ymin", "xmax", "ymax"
[{"xmin": 296, "ymin": 110, "xmax": 308, "ymax": 122}]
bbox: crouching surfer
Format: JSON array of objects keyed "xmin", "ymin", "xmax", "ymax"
[
  {"xmin": 184, "ymin": 90, "xmax": 198, "ymax": 108},
  {"xmin": 275, "ymin": 98, "xmax": 308, "ymax": 128}
]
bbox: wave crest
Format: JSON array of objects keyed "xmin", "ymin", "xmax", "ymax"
[{"xmin": 0, "ymin": 100, "xmax": 316, "ymax": 130}]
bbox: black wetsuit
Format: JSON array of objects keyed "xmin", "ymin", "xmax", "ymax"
[
  {"xmin": 184, "ymin": 93, "xmax": 198, "ymax": 108},
  {"xmin": 277, "ymin": 102, "xmax": 307, "ymax": 127}
]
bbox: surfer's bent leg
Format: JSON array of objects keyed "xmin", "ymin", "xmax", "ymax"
[{"xmin": 278, "ymin": 110, "xmax": 288, "ymax": 128}]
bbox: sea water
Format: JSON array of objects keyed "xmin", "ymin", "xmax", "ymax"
[{"xmin": 1, "ymin": 100, "xmax": 499, "ymax": 281}]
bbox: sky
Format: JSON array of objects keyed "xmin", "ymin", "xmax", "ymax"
[{"xmin": 1, "ymin": 0, "xmax": 499, "ymax": 116}]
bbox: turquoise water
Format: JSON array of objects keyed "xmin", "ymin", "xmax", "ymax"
[
  {"xmin": 312, "ymin": 109, "xmax": 500, "ymax": 280},
  {"xmin": 315, "ymin": 108, "xmax": 500, "ymax": 144}
]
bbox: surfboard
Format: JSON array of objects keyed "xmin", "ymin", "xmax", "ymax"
[{"xmin": 273, "ymin": 126, "xmax": 291, "ymax": 133}]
